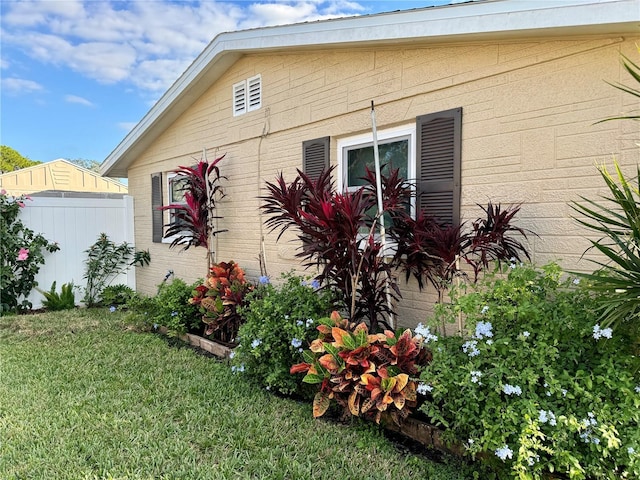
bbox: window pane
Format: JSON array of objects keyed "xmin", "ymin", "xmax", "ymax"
[
  {"xmin": 169, "ymin": 177, "xmax": 188, "ymax": 203},
  {"xmin": 346, "ymin": 138, "xmax": 408, "ymax": 187}
]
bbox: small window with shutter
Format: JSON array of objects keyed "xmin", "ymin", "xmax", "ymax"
[
  {"xmin": 333, "ymin": 107, "xmax": 461, "ymax": 225},
  {"xmin": 233, "ymin": 80, "xmax": 246, "ymax": 116}
]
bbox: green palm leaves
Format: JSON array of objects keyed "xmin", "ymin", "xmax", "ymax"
[{"xmin": 572, "ymin": 162, "xmax": 640, "ymax": 328}]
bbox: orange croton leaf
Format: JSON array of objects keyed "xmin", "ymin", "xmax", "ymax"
[
  {"xmin": 316, "ymin": 324, "xmax": 331, "ymax": 335},
  {"xmin": 370, "ymin": 387, "xmax": 382, "ymax": 401},
  {"xmin": 382, "ymin": 391, "xmax": 394, "ymax": 405},
  {"xmin": 310, "ymin": 338, "xmax": 326, "ymax": 353},
  {"xmin": 360, "ymin": 373, "xmax": 381, "ymax": 389},
  {"xmin": 318, "ymin": 353, "xmax": 340, "ymax": 372},
  {"xmin": 403, "ymin": 381, "xmax": 417, "ymax": 402},
  {"xmin": 361, "ymin": 398, "xmax": 375, "ymax": 414},
  {"xmin": 353, "ymin": 322, "xmax": 369, "ymax": 335},
  {"xmin": 313, "ymin": 391, "xmax": 331, "ymax": 418},
  {"xmin": 290, "ymin": 363, "xmax": 311, "ymax": 374},
  {"xmin": 393, "ymin": 395, "xmax": 406, "ymax": 411},
  {"xmin": 384, "ymin": 330, "xmax": 395, "ymax": 338},
  {"xmin": 390, "ymin": 331, "xmax": 417, "ymax": 358},
  {"xmin": 331, "ymin": 327, "xmax": 350, "ymax": 347},
  {"xmin": 393, "ymin": 374, "xmax": 409, "ymax": 393},
  {"xmin": 330, "ymin": 310, "xmax": 342, "ymax": 323},
  {"xmin": 348, "ymin": 390, "xmax": 360, "ymax": 416}
]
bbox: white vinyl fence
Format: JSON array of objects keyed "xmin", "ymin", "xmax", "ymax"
[{"xmin": 18, "ymin": 195, "xmax": 135, "ymax": 309}]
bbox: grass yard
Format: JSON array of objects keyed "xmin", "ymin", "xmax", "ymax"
[{"xmin": 0, "ymin": 309, "xmax": 470, "ymax": 480}]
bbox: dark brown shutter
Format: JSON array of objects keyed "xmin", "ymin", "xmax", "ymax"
[
  {"xmin": 151, "ymin": 173, "xmax": 163, "ymax": 243},
  {"xmin": 302, "ymin": 136, "xmax": 330, "ymax": 181},
  {"xmin": 416, "ymin": 107, "xmax": 462, "ymax": 226}
]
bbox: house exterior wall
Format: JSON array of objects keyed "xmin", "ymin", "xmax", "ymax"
[
  {"xmin": 127, "ymin": 35, "xmax": 640, "ymax": 327},
  {"xmin": 0, "ymin": 160, "xmax": 128, "ymax": 196}
]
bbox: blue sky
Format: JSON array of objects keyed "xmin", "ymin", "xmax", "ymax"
[{"xmin": 1, "ymin": 0, "xmax": 457, "ymax": 166}]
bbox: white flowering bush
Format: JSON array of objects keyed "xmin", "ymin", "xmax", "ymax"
[
  {"xmin": 231, "ymin": 272, "xmax": 334, "ymax": 396},
  {"xmin": 419, "ymin": 263, "xmax": 640, "ymax": 479}
]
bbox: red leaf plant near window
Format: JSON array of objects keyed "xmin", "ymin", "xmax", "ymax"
[{"xmin": 160, "ymin": 155, "xmax": 226, "ymax": 270}]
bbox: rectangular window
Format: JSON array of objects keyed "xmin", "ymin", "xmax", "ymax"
[
  {"xmin": 338, "ymin": 125, "xmax": 416, "ymax": 216},
  {"xmin": 161, "ymin": 173, "xmax": 189, "ymax": 243}
]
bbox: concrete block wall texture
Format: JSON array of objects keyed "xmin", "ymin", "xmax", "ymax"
[{"xmin": 127, "ymin": 35, "xmax": 640, "ymax": 328}]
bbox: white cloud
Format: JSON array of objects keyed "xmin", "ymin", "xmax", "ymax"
[
  {"xmin": 117, "ymin": 122, "xmax": 138, "ymax": 132},
  {"xmin": 0, "ymin": 1, "xmax": 369, "ymax": 94},
  {"xmin": 1, "ymin": 77, "xmax": 44, "ymax": 95},
  {"xmin": 65, "ymin": 94, "xmax": 94, "ymax": 107}
]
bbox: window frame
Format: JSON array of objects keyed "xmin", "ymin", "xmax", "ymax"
[
  {"xmin": 161, "ymin": 172, "xmax": 189, "ymax": 244},
  {"xmin": 337, "ymin": 124, "xmax": 417, "ymax": 218}
]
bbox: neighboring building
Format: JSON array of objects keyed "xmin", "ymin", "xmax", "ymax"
[
  {"xmin": 102, "ymin": 0, "xmax": 640, "ymax": 327},
  {"xmin": 1, "ymin": 158, "xmax": 127, "ymax": 197}
]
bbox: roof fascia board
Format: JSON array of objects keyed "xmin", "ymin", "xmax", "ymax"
[{"xmin": 102, "ymin": 0, "xmax": 640, "ymax": 177}]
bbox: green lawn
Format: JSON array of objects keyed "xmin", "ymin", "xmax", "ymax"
[{"xmin": 0, "ymin": 309, "xmax": 470, "ymax": 480}]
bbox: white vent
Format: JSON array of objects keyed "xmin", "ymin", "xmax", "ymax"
[
  {"xmin": 233, "ymin": 80, "xmax": 246, "ymax": 116},
  {"xmin": 247, "ymin": 75, "xmax": 261, "ymax": 112}
]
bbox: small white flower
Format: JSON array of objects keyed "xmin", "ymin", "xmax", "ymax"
[
  {"xmin": 486, "ymin": 339, "xmax": 493, "ymax": 345},
  {"xmin": 415, "ymin": 323, "xmax": 438, "ymax": 343},
  {"xmin": 495, "ymin": 445, "xmax": 513, "ymax": 461},
  {"xmin": 416, "ymin": 382, "xmax": 433, "ymax": 395},
  {"xmin": 462, "ymin": 340, "xmax": 480, "ymax": 357},
  {"xmin": 470, "ymin": 371, "xmax": 483, "ymax": 384},
  {"xmin": 573, "ymin": 278, "xmax": 580, "ymax": 285},
  {"xmin": 291, "ymin": 338, "xmax": 303, "ymax": 348},
  {"xmin": 561, "ymin": 388, "xmax": 567, "ymax": 397},
  {"xmin": 229, "ymin": 350, "xmax": 235, "ymax": 359},
  {"xmin": 474, "ymin": 321, "xmax": 493, "ymax": 340},
  {"xmin": 628, "ymin": 447, "xmax": 635, "ymax": 455},
  {"xmin": 502, "ymin": 384, "xmax": 522, "ymax": 396},
  {"xmin": 251, "ymin": 339, "xmax": 262, "ymax": 349},
  {"xmin": 306, "ymin": 318, "xmax": 314, "ymax": 327},
  {"xmin": 593, "ymin": 324, "xmax": 613, "ymax": 339},
  {"xmin": 296, "ymin": 320, "xmax": 304, "ymax": 327},
  {"xmin": 635, "ymin": 385, "xmax": 640, "ymax": 393},
  {"xmin": 481, "ymin": 305, "xmax": 489, "ymax": 315},
  {"xmin": 522, "ymin": 331, "xmax": 530, "ymax": 338}
]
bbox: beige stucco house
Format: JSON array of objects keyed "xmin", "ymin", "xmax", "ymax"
[
  {"xmin": 1, "ymin": 158, "xmax": 127, "ymax": 197},
  {"xmin": 102, "ymin": 0, "xmax": 640, "ymax": 327}
]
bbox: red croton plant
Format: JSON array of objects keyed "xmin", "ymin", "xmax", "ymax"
[
  {"xmin": 190, "ymin": 260, "xmax": 253, "ymax": 344},
  {"xmin": 291, "ymin": 311, "xmax": 431, "ymax": 425}
]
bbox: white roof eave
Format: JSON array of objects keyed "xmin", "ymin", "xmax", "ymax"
[{"xmin": 101, "ymin": 0, "xmax": 640, "ymax": 178}]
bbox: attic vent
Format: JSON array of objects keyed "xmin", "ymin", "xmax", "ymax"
[
  {"xmin": 247, "ymin": 75, "xmax": 261, "ymax": 112},
  {"xmin": 233, "ymin": 74, "xmax": 262, "ymax": 116},
  {"xmin": 233, "ymin": 81, "xmax": 246, "ymax": 116}
]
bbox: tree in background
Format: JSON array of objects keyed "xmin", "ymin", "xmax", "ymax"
[
  {"xmin": 0, "ymin": 146, "xmax": 40, "ymax": 173},
  {"xmin": 69, "ymin": 158, "xmax": 102, "ymax": 174}
]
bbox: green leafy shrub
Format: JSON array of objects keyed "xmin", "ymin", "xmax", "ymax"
[
  {"xmin": 155, "ymin": 278, "xmax": 202, "ymax": 336},
  {"xmin": 292, "ymin": 310, "xmax": 431, "ymax": 424},
  {"xmin": 83, "ymin": 233, "xmax": 150, "ymax": 307},
  {"xmin": 123, "ymin": 278, "xmax": 201, "ymax": 336},
  {"xmin": 231, "ymin": 273, "xmax": 335, "ymax": 396},
  {"xmin": 1, "ymin": 191, "xmax": 60, "ymax": 314},
  {"xmin": 38, "ymin": 281, "xmax": 76, "ymax": 311},
  {"xmin": 419, "ymin": 263, "xmax": 640, "ymax": 479},
  {"xmin": 100, "ymin": 284, "xmax": 135, "ymax": 307}
]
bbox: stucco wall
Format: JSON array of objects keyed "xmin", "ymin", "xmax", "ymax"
[{"xmin": 127, "ymin": 35, "xmax": 640, "ymax": 328}]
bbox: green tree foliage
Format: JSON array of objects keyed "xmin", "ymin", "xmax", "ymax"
[
  {"xmin": 0, "ymin": 146, "xmax": 40, "ymax": 173},
  {"xmin": 69, "ymin": 158, "xmax": 102, "ymax": 173}
]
